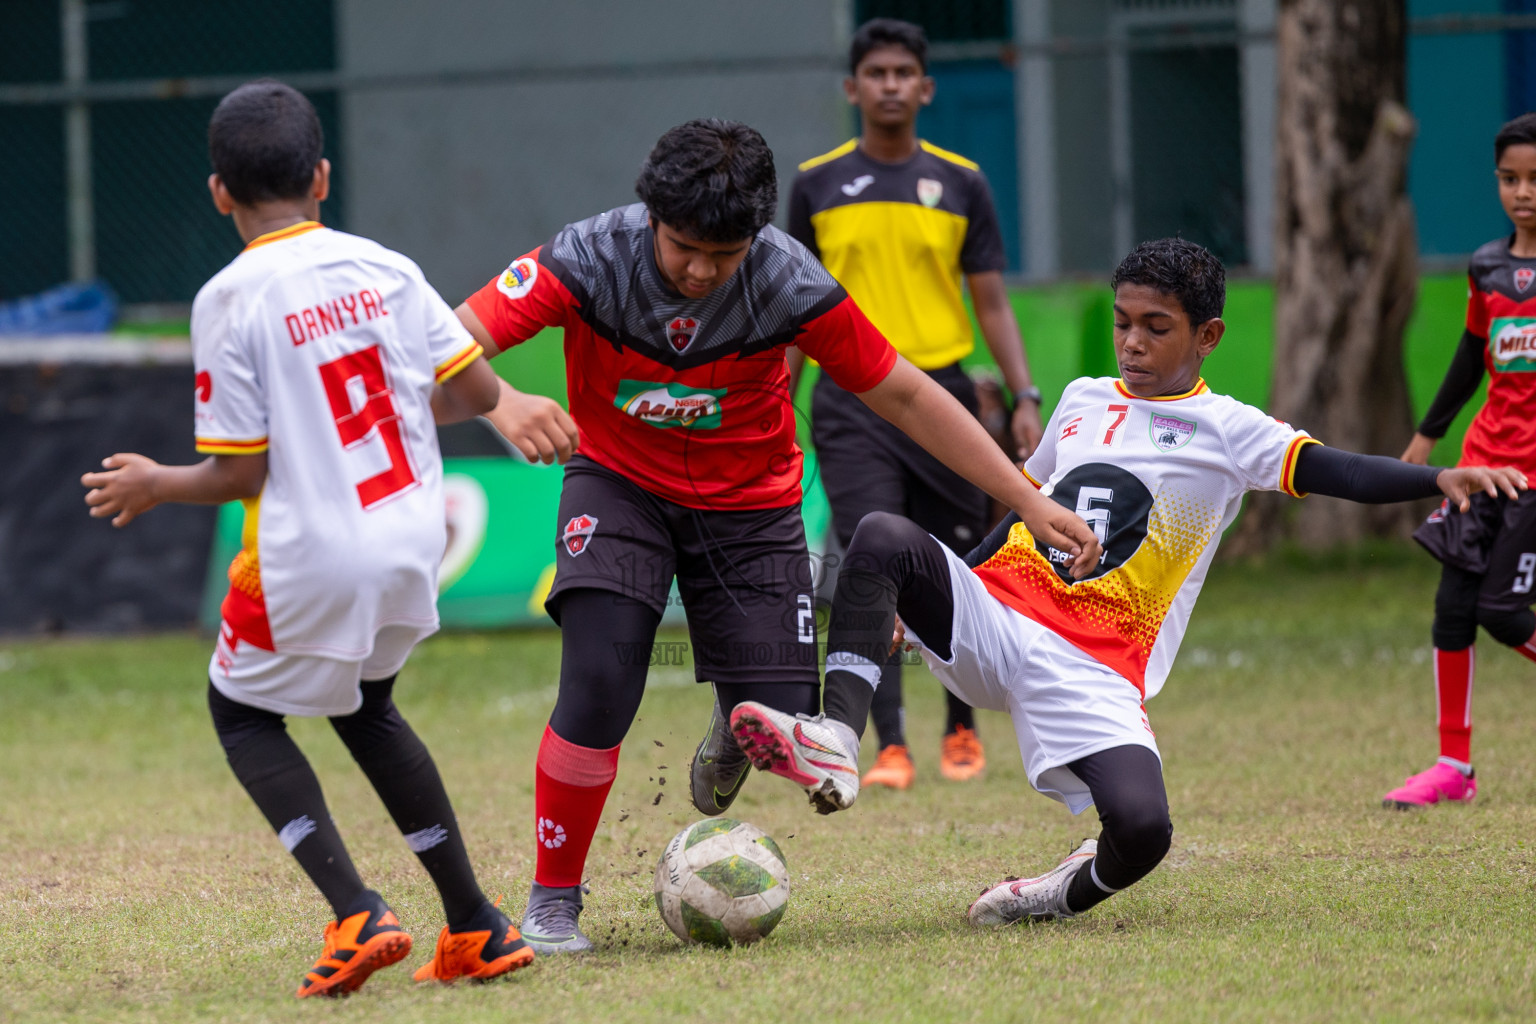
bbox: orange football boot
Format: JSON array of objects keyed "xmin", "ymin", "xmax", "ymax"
[
  {"xmin": 940, "ymin": 725, "xmax": 986, "ymax": 781},
  {"xmin": 414, "ymin": 900, "xmax": 535, "ymax": 983},
  {"xmin": 861, "ymin": 744, "xmax": 915, "ymax": 789},
  {"xmin": 295, "ymin": 892, "xmax": 412, "ymax": 998}
]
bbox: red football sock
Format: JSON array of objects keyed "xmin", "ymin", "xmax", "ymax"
[
  {"xmin": 1513, "ymin": 626, "xmax": 1536, "ymax": 666},
  {"xmin": 1434, "ymin": 646, "xmax": 1474, "ymax": 764},
  {"xmin": 533, "ymin": 725, "xmax": 620, "ymax": 888}
]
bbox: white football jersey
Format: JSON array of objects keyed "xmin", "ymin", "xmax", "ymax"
[
  {"xmin": 973, "ymin": 376, "xmax": 1316, "ymax": 699},
  {"xmin": 192, "ymin": 222, "xmax": 482, "ymax": 660}
]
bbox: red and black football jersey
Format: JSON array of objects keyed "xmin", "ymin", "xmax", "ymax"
[
  {"xmin": 1459, "ymin": 236, "xmax": 1536, "ymax": 476},
  {"xmin": 467, "ymin": 203, "xmax": 896, "ymax": 510}
]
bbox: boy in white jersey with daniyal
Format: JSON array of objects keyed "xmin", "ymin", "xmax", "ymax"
[
  {"xmin": 81, "ymin": 81, "xmax": 534, "ymax": 995},
  {"xmin": 729, "ymin": 238, "xmax": 1526, "ymax": 925}
]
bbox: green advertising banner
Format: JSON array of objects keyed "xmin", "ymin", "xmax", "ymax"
[{"xmin": 201, "ymin": 451, "xmax": 834, "ymax": 630}]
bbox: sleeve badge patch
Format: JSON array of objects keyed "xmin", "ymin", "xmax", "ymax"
[{"xmin": 497, "ymin": 257, "xmax": 539, "ymax": 300}]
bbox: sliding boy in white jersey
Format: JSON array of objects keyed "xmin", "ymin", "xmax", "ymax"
[
  {"xmin": 81, "ymin": 82, "xmax": 533, "ymax": 995},
  {"xmin": 729, "ymin": 238, "xmax": 1525, "ymax": 925}
]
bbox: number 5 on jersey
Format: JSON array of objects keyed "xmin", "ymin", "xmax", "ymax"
[{"xmin": 318, "ymin": 345, "xmax": 420, "ymax": 510}]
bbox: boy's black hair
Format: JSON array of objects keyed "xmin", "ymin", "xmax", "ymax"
[
  {"xmin": 208, "ymin": 81, "xmax": 323, "ymax": 206},
  {"xmin": 850, "ymin": 18, "xmax": 928, "ymax": 74},
  {"xmin": 1111, "ymin": 238, "xmax": 1226, "ymax": 325},
  {"xmin": 1495, "ymin": 112, "xmax": 1536, "ymax": 162},
  {"xmin": 635, "ymin": 119, "xmax": 778, "ymax": 243}
]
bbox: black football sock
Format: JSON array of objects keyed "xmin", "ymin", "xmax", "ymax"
[
  {"xmin": 210, "ymin": 686, "xmax": 367, "ymax": 920},
  {"xmin": 331, "ymin": 679, "xmax": 487, "ymax": 930},
  {"xmin": 822, "ymin": 566, "xmax": 898, "ymax": 740},
  {"xmin": 866, "ymin": 648, "xmax": 906, "ymax": 748},
  {"xmin": 944, "ymin": 688, "xmax": 976, "ymax": 734},
  {"xmin": 1062, "ymin": 745, "xmax": 1173, "ymax": 915}
]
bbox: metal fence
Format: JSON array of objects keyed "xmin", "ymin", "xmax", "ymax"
[
  {"xmin": 0, "ymin": 0, "xmax": 340, "ymax": 307},
  {"xmin": 6, "ymin": 0, "xmax": 1536, "ymax": 309}
]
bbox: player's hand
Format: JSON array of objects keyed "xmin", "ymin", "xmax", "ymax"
[
  {"xmin": 1010, "ymin": 402, "xmax": 1043, "ymax": 460},
  {"xmin": 81, "ymin": 453, "xmax": 162, "ymax": 527},
  {"xmin": 1018, "ymin": 500, "xmax": 1103, "ymax": 580},
  {"xmin": 1436, "ymin": 465, "xmax": 1528, "ymax": 512},
  {"xmin": 889, "ymin": 615, "xmax": 912, "ymax": 656},
  {"xmin": 484, "ymin": 381, "xmax": 579, "ymax": 465},
  {"xmin": 1400, "ymin": 433, "xmax": 1435, "ymax": 465}
]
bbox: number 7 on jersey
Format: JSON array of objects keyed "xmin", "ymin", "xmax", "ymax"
[
  {"xmin": 318, "ymin": 345, "xmax": 420, "ymax": 510},
  {"xmin": 1096, "ymin": 403, "xmax": 1130, "ymax": 448}
]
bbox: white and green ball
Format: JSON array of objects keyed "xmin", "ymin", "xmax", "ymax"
[{"xmin": 653, "ymin": 818, "xmax": 790, "ymax": 947}]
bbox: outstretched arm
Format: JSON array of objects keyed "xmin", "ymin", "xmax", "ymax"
[
  {"xmin": 1293, "ymin": 444, "xmax": 1525, "ymax": 510},
  {"xmin": 455, "ymin": 302, "xmax": 579, "ymax": 464},
  {"xmin": 1402, "ymin": 328, "xmax": 1487, "ymax": 463},
  {"xmin": 430, "ymin": 356, "xmax": 500, "ymax": 424},
  {"xmin": 82, "ymin": 452, "xmax": 267, "ymax": 527},
  {"xmin": 858, "ymin": 357, "xmax": 1101, "ymax": 577}
]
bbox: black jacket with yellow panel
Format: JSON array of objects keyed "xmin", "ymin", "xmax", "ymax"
[{"xmin": 786, "ymin": 139, "xmax": 1006, "ymax": 370}]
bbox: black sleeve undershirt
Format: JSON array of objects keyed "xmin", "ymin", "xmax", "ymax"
[
  {"xmin": 1292, "ymin": 444, "xmax": 1445, "ymax": 503},
  {"xmin": 1418, "ymin": 328, "xmax": 1486, "ymax": 438},
  {"xmin": 963, "ymin": 446, "xmax": 1445, "ymax": 568}
]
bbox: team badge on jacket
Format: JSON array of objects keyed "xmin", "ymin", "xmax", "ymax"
[
  {"xmin": 1517, "ymin": 266, "xmax": 1534, "ymax": 293},
  {"xmin": 667, "ymin": 316, "xmax": 699, "ymax": 352},
  {"xmin": 1149, "ymin": 413, "xmax": 1197, "ymax": 451},
  {"xmin": 563, "ymin": 514, "xmax": 598, "ymax": 556},
  {"xmin": 917, "ymin": 178, "xmax": 943, "ymax": 208}
]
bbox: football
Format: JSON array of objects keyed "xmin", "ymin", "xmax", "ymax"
[{"xmin": 653, "ymin": 817, "xmax": 791, "ymax": 947}]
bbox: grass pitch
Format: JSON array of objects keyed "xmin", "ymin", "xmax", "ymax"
[{"xmin": 3, "ymin": 546, "xmax": 1534, "ymax": 1023}]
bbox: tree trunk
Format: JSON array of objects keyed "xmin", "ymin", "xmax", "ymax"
[{"xmin": 1230, "ymin": 0, "xmax": 1419, "ymax": 555}]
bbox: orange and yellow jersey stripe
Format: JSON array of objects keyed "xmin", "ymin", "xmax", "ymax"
[
  {"xmin": 242, "ymin": 220, "xmax": 324, "ymax": 252},
  {"xmin": 196, "ymin": 435, "xmax": 269, "ymax": 455},
  {"xmin": 433, "ymin": 341, "xmax": 483, "ymax": 383}
]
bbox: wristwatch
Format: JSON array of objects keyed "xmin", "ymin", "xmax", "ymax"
[{"xmin": 1015, "ymin": 385, "xmax": 1042, "ymax": 405}]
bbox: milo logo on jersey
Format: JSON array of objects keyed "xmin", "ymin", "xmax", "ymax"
[
  {"xmin": 615, "ymin": 380, "xmax": 727, "ymax": 429},
  {"xmin": 1489, "ymin": 317, "xmax": 1536, "ymax": 372}
]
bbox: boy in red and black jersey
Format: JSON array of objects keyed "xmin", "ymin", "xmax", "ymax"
[
  {"xmin": 1383, "ymin": 112, "xmax": 1536, "ymax": 809},
  {"xmin": 454, "ymin": 119, "xmax": 1101, "ymax": 953}
]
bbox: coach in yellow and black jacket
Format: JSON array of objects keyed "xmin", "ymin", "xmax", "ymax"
[{"xmin": 785, "ymin": 18, "xmax": 1046, "ymax": 791}]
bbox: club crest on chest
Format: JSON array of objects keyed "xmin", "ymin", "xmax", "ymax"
[{"xmin": 666, "ymin": 316, "xmax": 700, "ymax": 353}]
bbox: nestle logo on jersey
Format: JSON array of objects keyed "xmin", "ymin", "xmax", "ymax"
[
  {"xmin": 284, "ymin": 288, "xmax": 388, "ymax": 346},
  {"xmin": 614, "ymin": 380, "xmax": 726, "ymax": 429},
  {"xmin": 1490, "ymin": 317, "xmax": 1536, "ymax": 371}
]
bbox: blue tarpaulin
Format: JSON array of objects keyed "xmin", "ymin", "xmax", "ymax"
[{"xmin": 0, "ymin": 281, "xmax": 118, "ymax": 335}]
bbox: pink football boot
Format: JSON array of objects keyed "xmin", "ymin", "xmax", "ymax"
[{"xmin": 1383, "ymin": 761, "xmax": 1477, "ymax": 809}]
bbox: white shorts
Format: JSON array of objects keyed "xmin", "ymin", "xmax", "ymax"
[
  {"xmin": 207, "ymin": 621, "xmax": 428, "ymax": 717},
  {"xmin": 904, "ymin": 545, "xmax": 1160, "ymax": 814}
]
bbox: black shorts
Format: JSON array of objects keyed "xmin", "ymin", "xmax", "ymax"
[
  {"xmin": 546, "ymin": 455, "xmax": 820, "ymax": 684},
  {"xmin": 811, "ymin": 363, "xmax": 990, "ymax": 552},
  {"xmin": 1414, "ymin": 490, "xmax": 1536, "ymax": 613}
]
